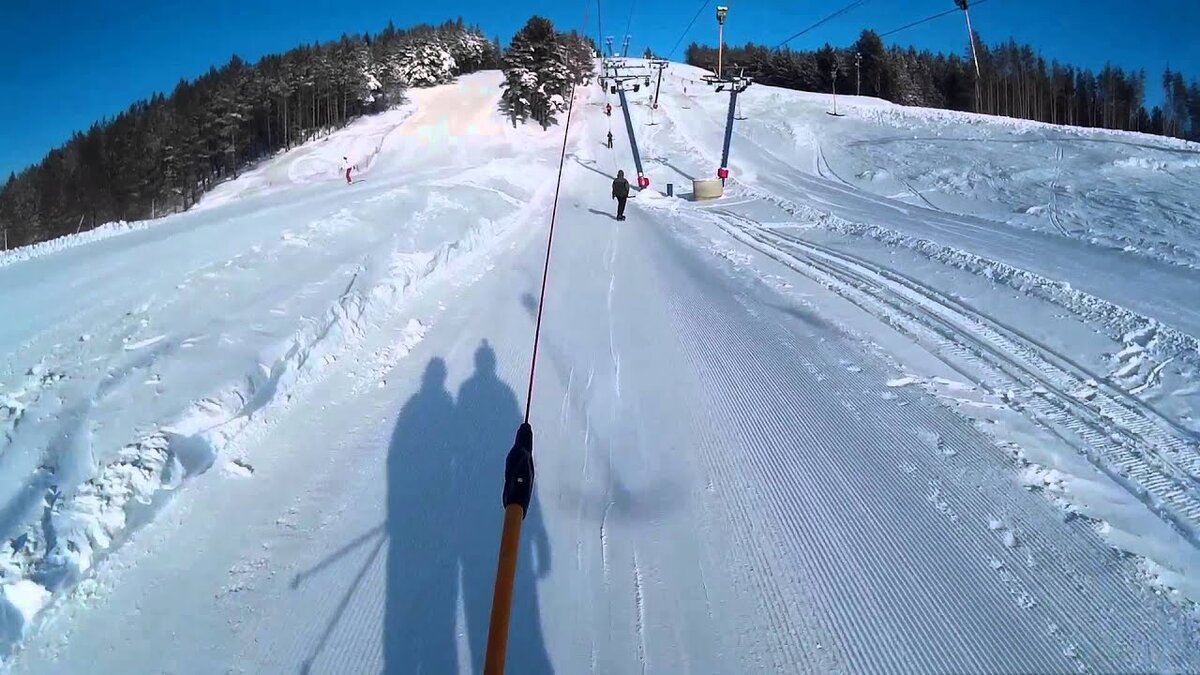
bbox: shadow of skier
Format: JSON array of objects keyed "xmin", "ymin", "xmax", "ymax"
[
  {"xmin": 587, "ymin": 208, "xmax": 619, "ymax": 221},
  {"xmin": 453, "ymin": 340, "xmax": 553, "ymax": 675},
  {"xmin": 384, "ymin": 357, "xmax": 460, "ymax": 674},
  {"xmin": 384, "ymin": 344, "xmax": 553, "ymax": 674}
]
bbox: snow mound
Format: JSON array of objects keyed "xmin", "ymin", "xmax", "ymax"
[
  {"xmin": 0, "ymin": 220, "xmax": 138, "ymax": 268},
  {"xmin": 0, "ymin": 581, "xmax": 49, "ymax": 646}
]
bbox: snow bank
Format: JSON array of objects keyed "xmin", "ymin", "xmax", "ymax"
[
  {"xmin": 0, "ymin": 581, "xmax": 49, "ymax": 647},
  {"xmin": 853, "ymin": 95, "xmax": 1200, "ymax": 151},
  {"xmin": 1014, "ymin": 438, "xmax": 1200, "ymax": 607},
  {"xmin": 0, "ymin": 220, "xmax": 141, "ymax": 268},
  {"xmin": 662, "ymin": 62, "xmax": 1200, "ymax": 271}
]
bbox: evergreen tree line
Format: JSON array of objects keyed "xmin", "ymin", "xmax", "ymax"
[
  {"xmin": 686, "ymin": 30, "xmax": 1200, "ymax": 141},
  {"xmin": 0, "ymin": 19, "xmax": 500, "ymax": 249},
  {"xmin": 499, "ymin": 17, "xmax": 595, "ymax": 129}
]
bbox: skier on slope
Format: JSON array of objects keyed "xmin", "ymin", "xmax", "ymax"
[
  {"xmin": 342, "ymin": 157, "xmax": 353, "ymax": 184},
  {"xmin": 611, "ymin": 170, "xmax": 630, "ymax": 221},
  {"xmin": 606, "ymin": 131, "xmax": 614, "ymax": 149}
]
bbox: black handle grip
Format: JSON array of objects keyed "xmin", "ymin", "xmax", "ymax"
[{"xmin": 502, "ymin": 423, "xmax": 534, "ymax": 517}]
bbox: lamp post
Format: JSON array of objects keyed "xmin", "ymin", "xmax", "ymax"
[
  {"xmin": 855, "ymin": 51, "xmax": 862, "ymax": 96},
  {"xmin": 716, "ymin": 6, "xmax": 728, "ymax": 78}
]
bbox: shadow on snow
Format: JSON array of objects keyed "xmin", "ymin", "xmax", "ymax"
[{"xmin": 291, "ymin": 341, "xmax": 553, "ymax": 674}]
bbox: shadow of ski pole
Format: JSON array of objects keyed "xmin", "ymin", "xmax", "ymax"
[{"xmin": 290, "ymin": 524, "xmax": 385, "ymax": 589}]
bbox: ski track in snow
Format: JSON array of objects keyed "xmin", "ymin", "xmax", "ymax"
[
  {"xmin": 712, "ymin": 209, "xmax": 1200, "ymax": 544},
  {"xmin": 649, "ymin": 63, "xmax": 1200, "ymax": 666},
  {"xmin": 657, "ymin": 216, "xmax": 1187, "ymax": 670},
  {"xmin": 659, "ymin": 118, "xmax": 1200, "ymax": 608}
]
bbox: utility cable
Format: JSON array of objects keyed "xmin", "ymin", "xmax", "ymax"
[
  {"xmin": 776, "ymin": 0, "xmax": 871, "ymax": 49},
  {"xmin": 880, "ymin": 0, "xmax": 992, "ymax": 38}
]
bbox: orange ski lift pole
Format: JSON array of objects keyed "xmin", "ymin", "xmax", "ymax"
[
  {"xmin": 483, "ymin": 423, "xmax": 535, "ymax": 675},
  {"xmin": 483, "ymin": 74, "xmax": 577, "ymax": 674}
]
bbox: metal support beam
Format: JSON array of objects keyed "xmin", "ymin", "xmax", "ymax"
[
  {"xmin": 957, "ymin": 0, "xmax": 982, "ymax": 112},
  {"xmin": 719, "ymin": 88, "xmax": 739, "ymax": 184},
  {"xmin": 652, "ymin": 65, "xmax": 665, "ymax": 109},
  {"xmin": 616, "ymin": 87, "xmax": 647, "ymax": 187}
]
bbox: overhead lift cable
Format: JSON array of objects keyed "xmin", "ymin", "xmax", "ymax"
[
  {"xmin": 666, "ymin": 0, "xmax": 712, "ymax": 61},
  {"xmin": 880, "ymin": 0, "xmax": 992, "ymax": 38},
  {"xmin": 622, "ymin": 0, "xmax": 636, "ymax": 56},
  {"xmin": 596, "ymin": 0, "xmax": 604, "ymax": 54},
  {"xmin": 776, "ymin": 0, "xmax": 871, "ymax": 49},
  {"xmin": 482, "ymin": 3, "xmax": 591, "ymax": 672}
]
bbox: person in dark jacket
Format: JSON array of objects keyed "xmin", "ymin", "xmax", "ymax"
[{"xmin": 612, "ymin": 170, "xmax": 630, "ymax": 221}]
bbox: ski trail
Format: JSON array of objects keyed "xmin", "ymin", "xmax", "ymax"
[
  {"xmin": 608, "ymin": 227, "xmax": 621, "ymax": 404},
  {"xmin": 632, "ymin": 549, "xmax": 648, "ymax": 675},
  {"xmin": 1048, "ymin": 143, "xmax": 1070, "ymax": 236},
  {"xmin": 561, "ymin": 366, "xmax": 573, "ymax": 430},
  {"xmin": 622, "ymin": 147, "xmax": 1195, "ymax": 667},
  {"xmin": 717, "ymin": 210, "xmax": 1200, "ymax": 546},
  {"xmin": 11, "ymin": 65, "xmax": 1200, "ymax": 675},
  {"xmin": 683, "ymin": 204, "xmax": 1197, "ymax": 658}
]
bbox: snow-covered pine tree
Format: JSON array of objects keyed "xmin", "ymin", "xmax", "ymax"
[
  {"xmin": 500, "ymin": 17, "xmax": 553, "ymax": 127},
  {"xmin": 562, "ymin": 32, "xmax": 596, "ymax": 85},
  {"xmin": 346, "ymin": 41, "xmax": 383, "ymax": 112},
  {"xmin": 395, "ymin": 39, "xmax": 458, "ymax": 87},
  {"xmin": 500, "ymin": 18, "xmax": 594, "ymax": 129},
  {"xmin": 446, "ymin": 30, "xmax": 491, "ymax": 74}
]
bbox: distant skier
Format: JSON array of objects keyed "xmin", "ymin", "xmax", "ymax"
[
  {"xmin": 612, "ymin": 170, "xmax": 630, "ymax": 221},
  {"xmin": 606, "ymin": 131, "xmax": 614, "ymax": 149},
  {"xmin": 343, "ymin": 157, "xmax": 352, "ymax": 184}
]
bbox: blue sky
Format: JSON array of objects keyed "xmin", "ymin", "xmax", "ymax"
[{"xmin": 2, "ymin": 0, "xmax": 1197, "ymax": 178}]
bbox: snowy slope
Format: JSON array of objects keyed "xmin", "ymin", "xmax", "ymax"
[
  {"xmin": 658, "ymin": 62, "xmax": 1200, "ymax": 436},
  {"xmin": 3, "ymin": 64, "xmax": 1200, "ymax": 673},
  {"xmin": 0, "ymin": 72, "xmax": 561, "ymax": 650},
  {"xmin": 647, "ymin": 61, "xmax": 1200, "ymax": 591}
]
